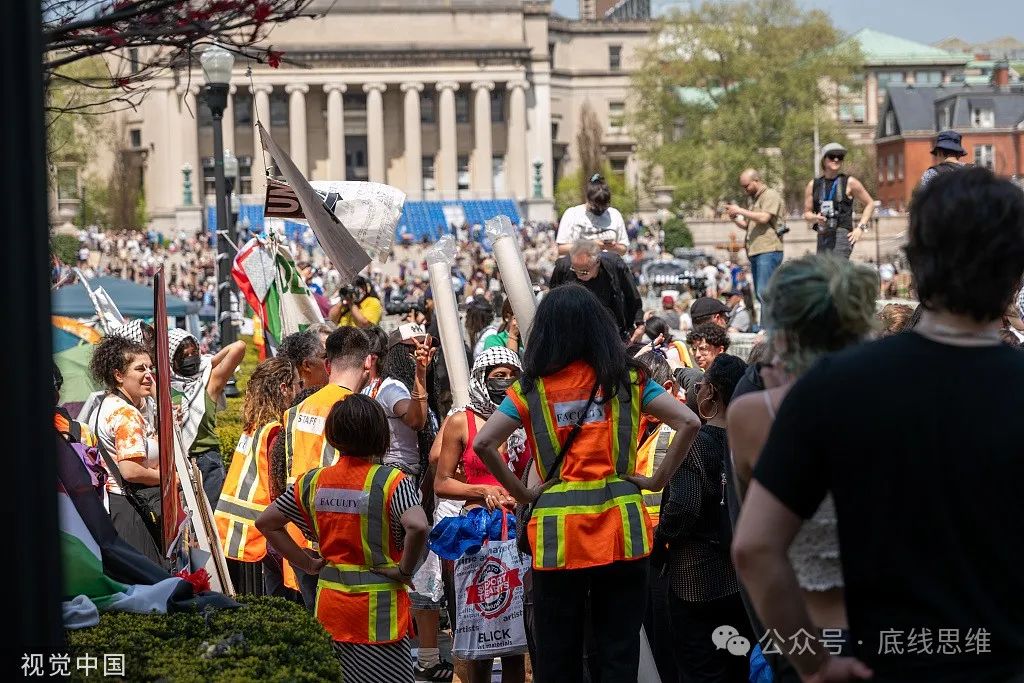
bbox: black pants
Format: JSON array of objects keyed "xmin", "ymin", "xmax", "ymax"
[
  {"xmin": 532, "ymin": 558, "xmax": 649, "ymax": 683},
  {"xmin": 815, "ymin": 227, "xmax": 853, "ymax": 259},
  {"xmin": 108, "ymin": 490, "xmax": 163, "ymax": 567},
  {"xmin": 644, "ymin": 572, "xmax": 681, "ymax": 683},
  {"xmin": 668, "ymin": 591, "xmax": 754, "ymax": 683}
]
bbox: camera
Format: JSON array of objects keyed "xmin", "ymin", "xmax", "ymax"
[
  {"xmin": 337, "ymin": 284, "xmax": 359, "ymax": 303},
  {"xmin": 385, "ymin": 297, "xmax": 426, "ymax": 316},
  {"xmin": 774, "ymin": 221, "xmax": 790, "ymax": 237},
  {"xmin": 819, "ymin": 200, "xmax": 838, "ymax": 231}
]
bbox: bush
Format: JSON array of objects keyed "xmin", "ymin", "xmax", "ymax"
[
  {"xmin": 662, "ymin": 216, "xmax": 694, "ymax": 252},
  {"xmin": 52, "ymin": 234, "xmax": 80, "ymax": 265},
  {"xmin": 554, "ymin": 164, "xmax": 637, "ymax": 218},
  {"xmin": 66, "ymin": 596, "xmax": 340, "ymax": 682}
]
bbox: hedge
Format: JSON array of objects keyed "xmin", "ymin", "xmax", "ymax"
[{"xmin": 66, "ymin": 596, "xmax": 341, "ymax": 682}]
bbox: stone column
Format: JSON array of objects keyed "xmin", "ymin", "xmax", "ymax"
[
  {"xmin": 178, "ymin": 85, "xmax": 200, "ymax": 194},
  {"xmin": 223, "ymin": 84, "xmax": 237, "ymax": 155},
  {"xmin": 506, "ymin": 79, "xmax": 529, "ymax": 200},
  {"xmin": 363, "ymin": 82, "xmax": 387, "ymax": 183},
  {"xmin": 471, "ymin": 81, "xmax": 495, "ymax": 196},
  {"xmin": 324, "ymin": 83, "xmax": 347, "ymax": 181},
  {"xmin": 436, "ymin": 81, "xmax": 459, "ymax": 195},
  {"xmin": 865, "ymin": 71, "xmax": 879, "ymax": 126},
  {"xmin": 401, "ymin": 82, "xmax": 424, "ymax": 199},
  {"xmin": 285, "ymin": 84, "xmax": 309, "ymax": 176},
  {"xmin": 251, "ymin": 84, "xmax": 273, "ymax": 197}
]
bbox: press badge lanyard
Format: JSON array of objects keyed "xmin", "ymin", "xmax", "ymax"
[{"xmin": 821, "ymin": 177, "xmax": 839, "ymax": 203}]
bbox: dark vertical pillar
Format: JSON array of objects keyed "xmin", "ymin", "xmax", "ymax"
[{"xmin": 2, "ymin": 1, "xmax": 63, "ymax": 657}]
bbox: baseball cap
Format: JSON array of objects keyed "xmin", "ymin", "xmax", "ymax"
[
  {"xmin": 690, "ymin": 297, "xmax": 730, "ymax": 320},
  {"xmin": 662, "ymin": 294, "xmax": 675, "ymax": 305},
  {"xmin": 386, "ymin": 322, "xmax": 427, "ymax": 349}
]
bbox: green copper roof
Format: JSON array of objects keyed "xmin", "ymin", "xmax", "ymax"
[{"xmin": 848, "ymin": 28, "xmax": 972, "ymax": 66}]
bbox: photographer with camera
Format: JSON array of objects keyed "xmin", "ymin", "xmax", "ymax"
[
  {"xmin": 803, "ymin": 142, "xmax": 875, "ymax": 260},
  {"xmin": 329, "ymin": 275, "xmax": 383, "ymax": 329},
  {"xmin": 724, "ymin": 168, "xmax": 785, "ymax": 307}
]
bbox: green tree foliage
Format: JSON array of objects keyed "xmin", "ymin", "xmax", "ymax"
[
  {"xmin": 662, "ymin": 217, "xmax": 694, "ymax": 251},
  {"xmin": 66, "ymin": 596, "xmax": 340, "ymax": 682},
  {"xmin": 51, "ymin": 234, "xmax": 79, "ymax": 266},
  {"xmin": 631, "ymin": 0, "xmax": 861, "ymax": 211}
]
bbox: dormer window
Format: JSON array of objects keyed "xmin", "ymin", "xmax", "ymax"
[
  {"xmin": 884, "ymin": 110, "xmax": 896, "ymax": 136},
  {"xmin": 972, "ymin": 104, "xmax": 994, "ymax": 128}
]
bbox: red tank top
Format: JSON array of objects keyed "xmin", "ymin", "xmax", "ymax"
[{"xmin": 462, "ymin": 409, "xmax": 528, "ymax": 486}]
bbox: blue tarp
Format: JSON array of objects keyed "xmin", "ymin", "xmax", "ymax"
[{"xmin": 52, "ymin": 276, "xmax": 189, "ymax": 319}]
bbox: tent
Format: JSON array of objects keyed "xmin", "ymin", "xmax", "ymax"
[
  {"xmin": 55, "ymin": 343, "xmax": 101, "ymax": 412},
  {"xmin": 52, "ymin": 276, "xmax": 189, "ymax": 318}
]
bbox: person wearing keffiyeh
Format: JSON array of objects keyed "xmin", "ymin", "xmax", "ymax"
[{"xmin": 429, "ymin": 345, "xmax": 531, "ymax": 683}]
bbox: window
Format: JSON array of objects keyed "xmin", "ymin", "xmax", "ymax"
[
  {"xmin": 838, "ymin": 103, "xmax": 866, "ymax": 123},
  {"xmin": 129, "ymin": 128, "xmax": 142, "ymax": 149},
  {"xmin": 343, "ymin": 93, "xmax": 366, "ymax": 111},
  {"xmin": 455, "ymin": 92, "xmax": 470, "ymax": 123},
  {"xmin": 610, "ymin": 158, "xmax": 628, "ymax": 176},
  {"xmin": 878, "ymin": 159, "xmax": 884, "ymax": 184},
  {"xmin": 609, "ymin": 45, "xmax": 622, "ymax": 71},
  {"xmin": 492, "ymin": 156, "xmax": 505, "ymax": 194},
  {"xmin": 897, "ymin": 153, "xmax": 904, "ymax": 180},
  {"xmin": 938, "ymin": 105, "xmax": 950, "ymax": 130},
  {"xmin": 887, "ymin": 154, "xmax": 895, "ymax": 181},
  {"xmin": 490, "ymin": 89, "xmax": 504, "ymax": 123},
  {"xmin": 234, "ymin": 93, "xmax": 252, "ymax": 126},
  {"xmin": 202, "ymin": 157, "xmax": 216, "ymax": 195},
  {"xmin": 128, "ymin": 48, "xmax": 139, "ymax": 74},
  {"xmin": 56, "ymin": 167, "xmax": 79, "ymax": 201},
  {"xmin": 883, "ymin": 110, "xmax": 896, "ymax": 137},
  {"xmin": 457, "ymin": 155, "xmax": 470, "ymax": 190},
  {"xmin": 270, "ymin": 91, "xmax": 288, "ymax": 126},
  {"xmin": 420, "ymin": 92, "xmax": 436, "ymax": 124},
  {"xmin": 877, "ymin": 71, "xmax": 905, "ymax": 89},
  {"xmin": 422, "ymin": 156, "xmax": 436, "ymax": 193},
  {"xmin": 914, "ymin": 70, "xmax": 942, "ymax": 85},
  {"xmin": 972, "ymin": 106, "xmax": 994, "ymax": 128},
  {"xmin": 238, "ymin": 155, "xmax": 252, "ymax": 195},
  {"xmin": 609, "ymin": 101, "xmax": 625, "ymax": 131},
  {"xmin": 549, "ymin": 42, "xmax": 556, "ymax": 68},
  {"xmin": 974, "ymin": 144, "xmax": 995, "ymax": 170}
]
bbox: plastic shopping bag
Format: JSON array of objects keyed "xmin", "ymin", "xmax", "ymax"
[{"xmin": 452, "ymin": 511, "xmax": 528, "ymax": 660}]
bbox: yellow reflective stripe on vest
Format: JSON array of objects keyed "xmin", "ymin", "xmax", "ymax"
[
  {"xmin": 319, "ymin": 564, "xmax": 406, "ymax": 592},
  {"xmin": 284, "ymin": 407, "xmax": 297, "ymax": 486},
  {"xmin": 610, "ymin": 373, "xmax": 641, "ymax": 476},
  {"xmin": 533, "ymin": 478, "xmax": 640, "ymax": 510},
  {"xmin": 298, "ymin": 468, "xmax": 325, "ymax": 540},
  {"xmin": 369, "ymin": 587, "xmax": 400, "ymax": 642},
  {"xmin": 514, "ymin": 381, "xmax": 561, "ymax": 480},
  {"xmin": 361, "ymin": 466, "xmax": 400, "ymax": 568}
]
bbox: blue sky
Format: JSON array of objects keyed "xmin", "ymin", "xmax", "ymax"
[{"xmin": 551, "ymin": 0, "xmax": 1024, "ymax": 44}]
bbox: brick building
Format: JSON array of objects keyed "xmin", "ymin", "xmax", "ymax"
[{"xmin": 874, "ymin": 63, "xmax": 1024, "ymax": 210}]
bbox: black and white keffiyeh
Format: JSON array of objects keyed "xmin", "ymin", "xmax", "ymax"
[{"xmin": 467, "ymin": 346, "xmax": 526, "ymax": 465}]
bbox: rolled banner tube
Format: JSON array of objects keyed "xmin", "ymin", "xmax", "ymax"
[
  {"xmin": 425, "ymin": 235, "xmax": 472, "ymax": 409},
  {"xmin": 485, "ymin": 215, "xmax": 536, "ymax": 338}
]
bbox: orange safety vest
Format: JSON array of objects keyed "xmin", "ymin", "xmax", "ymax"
[
  {"xmin": 634, "ymin": 423, "xmax": 674, "ymax": 526},
  {"xmin": 508, "ymin": 360, "xmax": 651, "ymax": 571},
  {"xmin": 215, "ymin": 422, "xmax": 280, "ymax": 562},
  {"xmin": 281, "ymin": 383, "xmax": 354, "ymax": 589},
  {"xmin": 295, "ymin": 459, "xmax": 411, "ymax": 644}
]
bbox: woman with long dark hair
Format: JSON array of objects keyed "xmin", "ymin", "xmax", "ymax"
[{"xmin": 473, "ymin": 284, "xmax": 701, "ymax": 683}]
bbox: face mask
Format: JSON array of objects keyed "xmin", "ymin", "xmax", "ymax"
[
  {"xmin": 486, "ymin": 377, "xmax": 516, "ymax": 405},
  {"xmin": 178, "ymin": 355, "xmax": 201, "ymax": 377}
]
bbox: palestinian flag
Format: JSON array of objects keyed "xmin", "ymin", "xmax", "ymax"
[
  {"xmin": 232, "ymin": 237, "xmax": 324, "ymax": 347},
  {"xmin": 56, "ymin": 435, "xmax": 236, "ymax": 622}
]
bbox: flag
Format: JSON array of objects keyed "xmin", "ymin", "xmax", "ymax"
[
  {"xmin": 56, "ymin": 435, "xmax": 237, "ymax": 619},
  {"xmin": 232, "ymin": 237, "xmax": 324, "ymax": 346}
]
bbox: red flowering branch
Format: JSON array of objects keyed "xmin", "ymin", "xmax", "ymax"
[{"xmin": 175, "ymin": 567, "xmax": 212, "ymax": 594}]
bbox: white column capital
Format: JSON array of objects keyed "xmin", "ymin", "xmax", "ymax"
[
  {"xmin": 506, "ymin": 79, "xmax": 530, "ymax": 91},
  {"xmin": 285, "ymin": 83, "xmax": 309, "ymax": 95},
  {"xmin": 323, "ymin": 83, "xmax": 348, "ymax": 94},
  {"xmin": 228, "ymin": 84, "xmax": 238, "ymax": 95},
  {"xmin": 435, "ymin": 81, "xmax": 460, "ymax": 93},
  {"xmin": 471, "ymin": 80, "xmax": 495, "ymax": 92},
  {"xmin": 400, "ymin": 82, "xmax": 425, "ymax": 93},
  {"xmin": 251, "ymin": 83, "xmax": 274, "ymax": 95},
  {"xmin": 176, "ymin": 83, "xmax": 200, "ymax": 96},
  {"xmin": 363, "ymin": 82, "xmax": 387, "ymax": 94}
]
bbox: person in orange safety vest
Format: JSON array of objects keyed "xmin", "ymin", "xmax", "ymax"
[
  {"xmin": 258, "ymin": 394, "xmax": 428, "ymax": 683},
  {"xmin": 472, "ymin": 284, "xmax": 701, "ymax": 683}
]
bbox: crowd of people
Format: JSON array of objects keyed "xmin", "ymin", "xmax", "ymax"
[{"xmin": 54, "ymin": 167, "xmax": 1024, "ymax": 683}]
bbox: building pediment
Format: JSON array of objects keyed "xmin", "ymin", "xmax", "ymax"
[{"xmin": 277, "ymin": 45, "xmax": 532, "ymax": 68}]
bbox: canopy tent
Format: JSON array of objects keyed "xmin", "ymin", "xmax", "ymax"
[
  {"xmin": 55, "ymin": 343, "xmax": 101, "ymax": 409},
  {"xmin": 52, "ymin": 276, "xmax": 189, "ymax": 319}
]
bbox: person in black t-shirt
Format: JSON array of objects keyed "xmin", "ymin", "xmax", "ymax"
[{"xmin": 734, "ymin": 168, "xmax": 1024, "ymax": 683}]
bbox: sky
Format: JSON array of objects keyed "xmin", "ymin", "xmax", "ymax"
[{"xmin": 551, "ymin": 0, "xmax": 1024, "ymax": 45}]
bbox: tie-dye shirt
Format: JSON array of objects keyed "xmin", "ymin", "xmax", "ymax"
[{"xmin": 93, "ymin": 393, "xmax": 158, "ymax": 495}]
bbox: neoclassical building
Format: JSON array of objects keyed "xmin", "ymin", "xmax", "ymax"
[{"xmin": 111, "ymin": 0, "xmax": 654, "ymax": 236}]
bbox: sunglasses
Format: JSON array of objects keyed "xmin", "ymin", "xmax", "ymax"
[
  {"xmin": 826, "ymin": 154, "xmax": 845, "ymax": 162},
  {"xmin": 570, "ymin": 266, "xmax": 595, "ymax": 276}
]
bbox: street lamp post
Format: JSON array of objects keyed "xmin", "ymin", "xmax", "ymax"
[
  {"xmin": 200, "ymin": 44, "xmax": 234, "ymax": 350},
  {"xmin": 873, "ymin": 199, "xmax": 881, "ymax": 266}
]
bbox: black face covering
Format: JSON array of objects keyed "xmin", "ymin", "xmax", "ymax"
[
  {"xmin": 178, "ymin": 354, "xmax": 201, "ymax": 377},
  {"xmin": 486, "ymin": 377, "xmax": 516, "ymax": 406}
]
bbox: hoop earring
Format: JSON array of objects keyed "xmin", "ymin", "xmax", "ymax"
[{"xmin": 698, "ymin": 397, "xmax": 719, "ymax": 421}]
